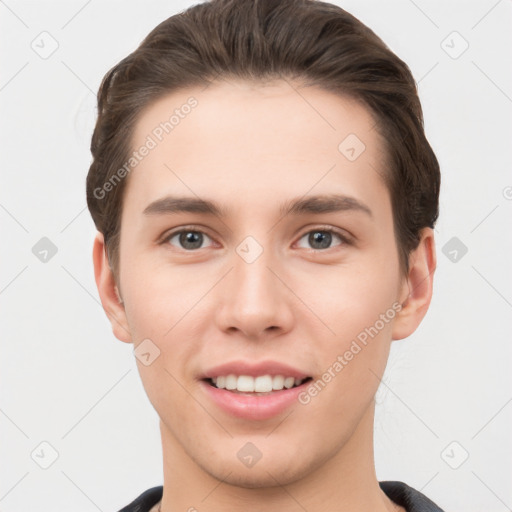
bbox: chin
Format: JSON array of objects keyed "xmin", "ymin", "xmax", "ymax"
[
  {"xmin": 213, "ymin": 467, "xmax": 300, "ymax": 489},
  {"xmin": 199, "ymin": 452, "xmax": 313, "ymax": 489}
]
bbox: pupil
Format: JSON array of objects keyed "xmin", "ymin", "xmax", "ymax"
[
  {"xmin": 310, "ymin": 231, "xmax": 331, "ymax": 249},
  {"xmin": 181, "ymin": 231, "xmax": 202, "ymax": 250}
]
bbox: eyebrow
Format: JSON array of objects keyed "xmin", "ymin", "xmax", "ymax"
[{"xmin": 142, "ymin": 194, "xmax": 373, "ymax": 219}]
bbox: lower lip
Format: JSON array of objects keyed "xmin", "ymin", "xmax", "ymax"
[{"xmin": 200, "ymin": 379, "xmax": 311, "ymax": 421}]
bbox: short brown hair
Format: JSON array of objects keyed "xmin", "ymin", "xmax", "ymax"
[{"xmin": 86, "ymin": 0, "xmax": 440, "ymax": 280}]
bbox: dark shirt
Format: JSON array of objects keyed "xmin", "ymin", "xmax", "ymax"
[{"xmin": 117, "ymin": 481, "xmax": 446, "ymax": 511}]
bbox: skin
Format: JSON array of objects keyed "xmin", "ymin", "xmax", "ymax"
[{"xmin": 93, "ymin": 79, "xmax": 436, "ymax": 512}]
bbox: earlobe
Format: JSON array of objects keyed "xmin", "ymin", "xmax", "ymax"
[
  {"xmin": 92, "ymin": 232, "xmax": 132, "ymax": 344},
  {"xmin": 392, "ymin": 228, "xmax": 437, "ymax": 341}
]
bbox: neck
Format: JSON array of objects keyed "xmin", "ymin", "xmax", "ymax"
[{"xmin": 157, "ymin": 401, "xmax": 399, "ymax": 512}]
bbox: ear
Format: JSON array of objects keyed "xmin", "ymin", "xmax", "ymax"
[
  {"xmin": 92, "ymin": 232, "xmax": 132, "ymax": 344},
  {"xmin": 392, "ymin": 227, "xmax": 437, "ymax": 340}
]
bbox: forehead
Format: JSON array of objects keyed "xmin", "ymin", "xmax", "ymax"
[{"xmin": 125, "ymin": 79, "xmax": 389, "ymax": 217}]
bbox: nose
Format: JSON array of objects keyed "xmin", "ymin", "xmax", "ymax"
[{"xmin": 214, "ymin": 243, "xmax": 294, "ymax": 340}]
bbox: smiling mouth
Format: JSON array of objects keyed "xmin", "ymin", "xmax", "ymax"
[{"xmin": 203, "ymin": 375, "xmax": 313, "ymax": 396}]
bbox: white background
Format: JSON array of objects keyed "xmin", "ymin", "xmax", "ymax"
[{"xmin": 1, "ymin": 1, "xmax": 511, "ymax": 511}]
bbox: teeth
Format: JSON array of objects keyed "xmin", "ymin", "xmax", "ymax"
[
  {"xmin": 254, "ymin": 375, "xmax": 273, "ymax": 392},
  {"xmin": 284, "ymin": 377, "xmax": 295, "ymax": 389},
  {"xmin": 225, "ymin": 374, "xmax": 237, "ymax": 390},
  {"xmin": 272, "ymin": 375, "xmax": 284, "ymax": 389},
  {"xmin": 210, "ymin": 374, "xmax": 307, "ymax": 392},
  {"xmin": 237, "ymin": 375, "xmax": 255, "ymax": 392}
]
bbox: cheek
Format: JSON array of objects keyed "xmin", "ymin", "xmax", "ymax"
[
  {"xmin": 301, "ymin": 257, "xmax": 400, "ymax": 386},
  {"xmin": 301, "ymin": 278, "xmax": 398, "ymax": 425},
  {"xmin": 121, "ymin": 261, "xmax": 209, "ymax": 389},
  {"xmin": 125, "ymin": 271, "xmax": 203, "ymax": 415},
  {"xmin": 121, "ymin": 252, "xmax": 204, "ymax": 334},
  {"xmin": 303, "ymin": 258, "xmax": 399, "ymax": 333}
]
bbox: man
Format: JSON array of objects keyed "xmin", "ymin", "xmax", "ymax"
[{"xmin": 86, "ymin": 1, "xmax": 444, "ymax": 510}]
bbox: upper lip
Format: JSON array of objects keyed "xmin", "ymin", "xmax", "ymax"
[{"xmin": 199, "ymin": 360, "xmax": 311, "ymax": 380}]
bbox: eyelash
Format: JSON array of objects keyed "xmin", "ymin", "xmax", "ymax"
[{"xmin": 160, "ymin": 225, "xmax": 353, "ymax": 252}]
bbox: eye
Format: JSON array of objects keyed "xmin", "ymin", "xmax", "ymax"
[
  {"xmin": 162, "ymin": 228, "xmax": 215, "ymax": 251},
  {"xmin": 296, "ymin": 227, "xmax": 351, "ymax": 251},
  {"xmin": 160, "ymin": 226, "xmax": 351, "ymax": 252}
]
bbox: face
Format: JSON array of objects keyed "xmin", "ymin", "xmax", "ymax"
[{"xmin": 103, "ymin": 79, "xmax": 421, "ymax": 487}]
